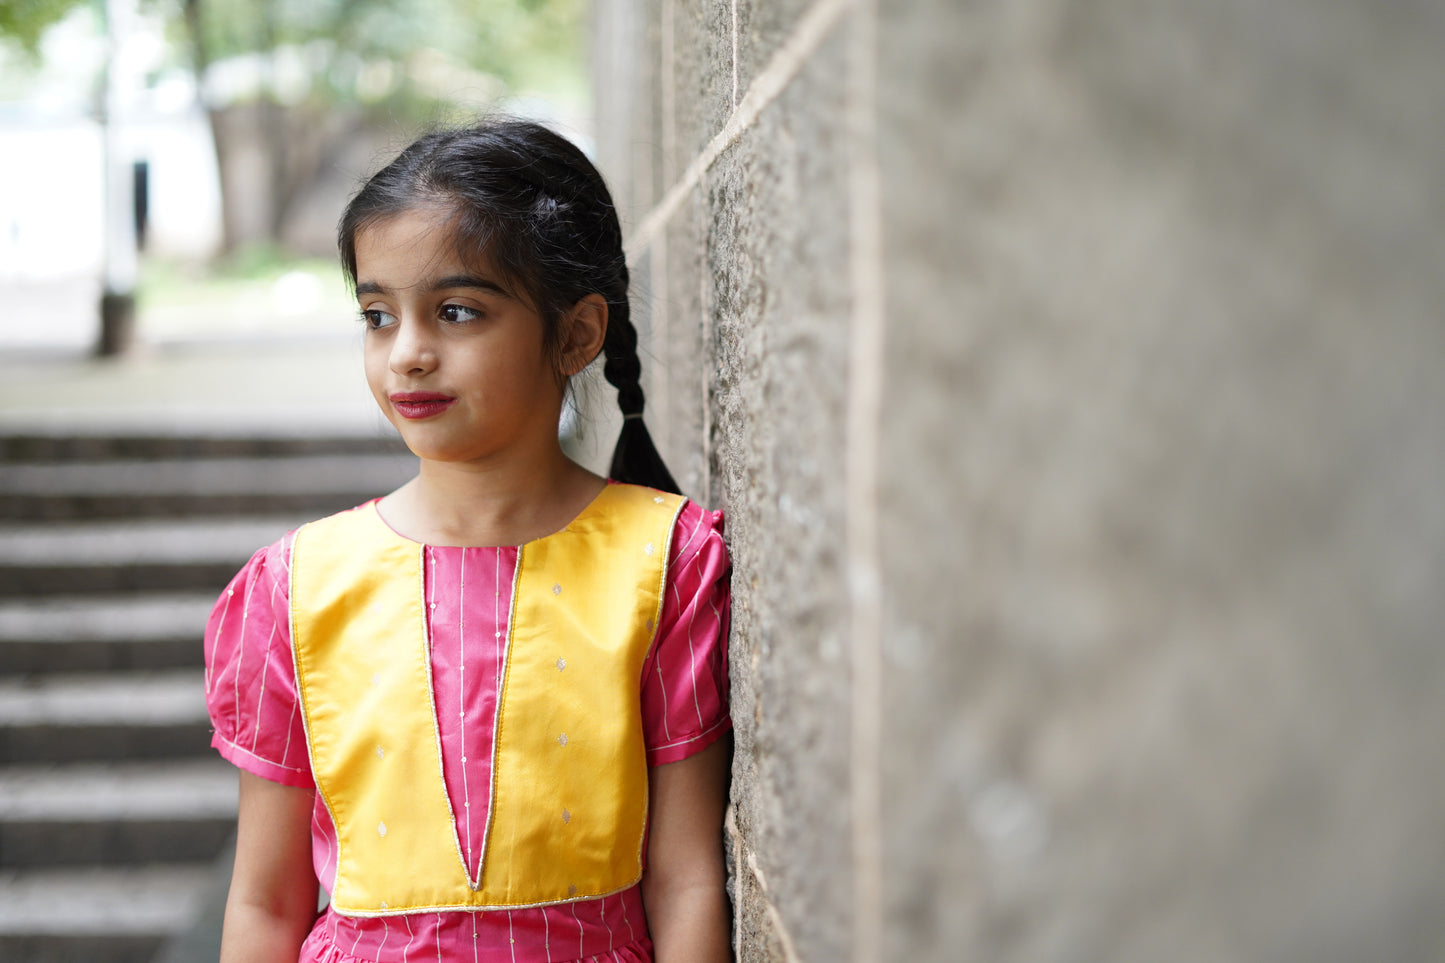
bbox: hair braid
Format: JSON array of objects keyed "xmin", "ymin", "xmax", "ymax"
[
  {"xmin": 602, "ymin": 287, "xmax": 644, "ymax": 416},
  {"xmin": 602, "ymin": 293, "xmax": 679, "ymax": 492}
]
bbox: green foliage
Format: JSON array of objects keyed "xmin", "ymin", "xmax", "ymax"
[
  {"xmin": 129, "ymin": 0, "xmax": 587, "ymax": 255},
  {"xmin": 0, "ymin": 0, "xmax": 91, "ymax": 54},
  {"xmin": 161, "ymin": 0, "xmax": 585, "ymax": 113}
]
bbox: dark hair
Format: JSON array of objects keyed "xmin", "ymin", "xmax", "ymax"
[{"xmin": 338, "ymin": 118, "xmax": 679, "ymax": 494}]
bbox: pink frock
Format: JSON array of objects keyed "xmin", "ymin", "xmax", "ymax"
[{"xmin": 204, "ymin": 496, "xmax": 731, "ymax": 962}]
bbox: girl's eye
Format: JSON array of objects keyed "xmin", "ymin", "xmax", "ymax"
[
  {"xmin": 360, "ymin": 308, "xmax": 397, "ymax": 330},
  {"xmin": 440, "ymin": 303, "xmax": 483, "ymax": 324}
]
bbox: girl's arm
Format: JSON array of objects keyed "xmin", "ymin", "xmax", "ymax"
[
  {"xmin": 220, "ymin": 770, "xmax": 320, "ymax": 962},
  {"xmin": 641, "ymin": 732, "xmax": 734, "ymax": 963}
]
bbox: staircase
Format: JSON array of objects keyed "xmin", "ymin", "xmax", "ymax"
[{"xmin": 0, "ymin": 431, "xmax": 413, "ymax": 963}]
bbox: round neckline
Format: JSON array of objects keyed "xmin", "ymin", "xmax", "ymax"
[{"xmin": 364, "ymin": 481, "xmax": 616, "ymax": 550}]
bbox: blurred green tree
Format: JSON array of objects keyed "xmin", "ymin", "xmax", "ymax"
[
  {"xmin": 0, "ymin": 0, "xmax": 90, "ymax": 53},
  {"xmin": 162, "ymin": 0, "xmax": 584, "ymax": 255}
]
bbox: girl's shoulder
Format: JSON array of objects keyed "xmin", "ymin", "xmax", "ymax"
[
  {"xmin": 666, "ymin": 494, "xmax": 728, "ymax": 571},
  {"xmin": 604, "ymin": 483, "xmax": 728, "ymax": 572},
  {"xmin": 224, "ymin": 501, "xmax": 383, "ymax": 600}
]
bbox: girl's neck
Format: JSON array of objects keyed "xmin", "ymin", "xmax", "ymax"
[{"xmin": 379, "ymin": 445, "xmax": 605, "ymax": 548}]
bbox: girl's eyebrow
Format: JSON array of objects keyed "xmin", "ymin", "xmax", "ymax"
[
  {"xmin": 430, "ymin": 274, "xmax": 515, "ymax": 298},
  {"xmin": 353, "ymin": 276, "xmax": 516, "ymax": 299}
]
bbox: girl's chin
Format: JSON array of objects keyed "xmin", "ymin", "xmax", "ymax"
[{"xmin": 392, "ymin": 434, "xmax": 493, "ymax": 465}]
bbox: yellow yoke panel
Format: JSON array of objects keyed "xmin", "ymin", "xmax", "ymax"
[{"xmin": 290, "ymin": 485, "xmax": 685, "ymax": 914}]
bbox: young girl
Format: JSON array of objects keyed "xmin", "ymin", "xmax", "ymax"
[{"xmin": 204, "ymin": 119, "xmax": 732, "ymax": 962}]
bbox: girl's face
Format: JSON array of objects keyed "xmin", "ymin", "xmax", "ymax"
[{"xmin": 355, "ymin": 207, "xmax": 565, "ymax": 466}]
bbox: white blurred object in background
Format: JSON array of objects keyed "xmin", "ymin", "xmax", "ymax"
[{"xmin": 0, "ymin": 4, "xmax": 222, "ymax": 353}]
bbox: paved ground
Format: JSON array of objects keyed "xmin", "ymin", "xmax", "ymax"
[{"xmin": 0, "ymin": 331, "xmax": 386, "ymax": 437}]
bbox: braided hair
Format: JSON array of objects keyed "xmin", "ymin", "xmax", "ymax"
[{"xmin": 338, "ymin": 118, "xmax": 679, "ymax": 494}]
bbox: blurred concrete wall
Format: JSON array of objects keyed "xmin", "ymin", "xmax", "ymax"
[{"xmin": 591, "ymin": 1, "xmax": 1445, "ymax": 960}]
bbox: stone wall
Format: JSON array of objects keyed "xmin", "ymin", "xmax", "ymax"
[{"xmin": 590, "ymin": 2, "xmax": 1445, "ymax": 960}]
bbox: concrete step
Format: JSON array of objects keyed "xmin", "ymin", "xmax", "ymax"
[
  {"xmin": 0, "ymin": 431, "xmax": 405, "ymax": 463},
  {"xmin": 0, "ymin": 759, "xmax": 236, "ymax": 867},
  {"xmin": 0, "ymin": 429, "xmax": 359, "ymax": 962},
  {"xmin": 0, "ymin": 517, "xmax": 305, "ymax": 566},
  {"xmin": 151, "ymin": 836, "xmax": 233, "ymax": 963},
  {"xmin": 0, "ymin": 451, "xmax": 413, "ymax": 520},
  {"xmin": 0, "ymin": 670, "xmax": 210, "ymax": 764},
  {"xmin": 0, "ymin": 592, "xmax": 215, "ymax": 674},
  {"xmin": 0, "ymin": 863, "xmax": 218, "ymax": 963},
  {"xmin": 0, "ymin": 516, "xmax": 306, "ymax": 597}
]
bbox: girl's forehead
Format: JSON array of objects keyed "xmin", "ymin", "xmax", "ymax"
[
  {"xmin": 357, "ymin": 205, "xmax": 459, "ymax": 254},
  {"xmin": 355, "ymin": 207, "xmax": 497, "ymax": 279}
]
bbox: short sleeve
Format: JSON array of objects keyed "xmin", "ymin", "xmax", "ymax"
[
  {"xmin": 203, "ymin": 534, "xmax": 314, "ymax": 788},
  {"xmin": 641, "ymin": 500, "xmax": 732, "ymax": 766}
]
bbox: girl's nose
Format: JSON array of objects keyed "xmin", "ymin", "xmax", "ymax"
[{"xmin": 389, "ymin": 319, "xmax": 437, "ymax": 376}]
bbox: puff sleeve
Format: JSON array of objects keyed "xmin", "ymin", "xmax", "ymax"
[
  {"xmin": 640, "ymin": 500, "xmax": 732, "ymax": 766},
  {"xmin": 203, "ymin": 534, "xmax": 314, "ymax": 788}
]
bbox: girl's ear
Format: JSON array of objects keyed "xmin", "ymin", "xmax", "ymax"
[{"xmin": 560, "ymin": 294, "xmax": 609, "ymax": 377}]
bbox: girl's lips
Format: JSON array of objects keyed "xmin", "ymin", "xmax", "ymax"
[{"xmin": 389, "ymin": 392, "xmax": 457, "ymax": 420}]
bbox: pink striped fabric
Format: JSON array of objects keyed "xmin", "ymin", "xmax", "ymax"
[{"xmin": 204, "ymin": 494, "xmax": 731, "ymax": 962}]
